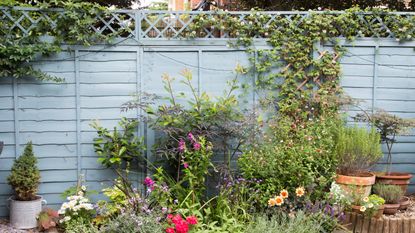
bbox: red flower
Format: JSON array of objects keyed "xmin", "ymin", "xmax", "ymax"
[
  {"xmin": 165, "ymin": 227, "xmax": 175, "ymax": 233},
  {"xmin": 175, "ymin": 221, "xmax": 189, "ymax": 233},
  {"xmin": 167, "ymin": 214, "xmax": 174, "ymax": 219},
  {"xmin": 172, "ymin": 214, "xmax": 183, "ymax": 224},
  {"xmin": 186, "ymin": 216, "xmax": 198, "ymax": 225}
]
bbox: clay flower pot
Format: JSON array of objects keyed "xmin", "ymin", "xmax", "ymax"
[
  {"xmin": 383, "ymin": 203, "xmax": 400, "ymax": 215},
  {"xmin": 336, "ymin": 172, "xmax": 376, "ymax": 198},
  {"xmin": 398, "ymin": 196, "xmax": 410, "ymax": 210},
  {"xmin": 375, "ymin": 172, "xmax": 413, "ymax": 194},
  {"xmin": 351, "ymin": 205, "xmax": 384, "ymax": 218}
]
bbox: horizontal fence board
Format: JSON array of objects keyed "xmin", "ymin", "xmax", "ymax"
[
  {"xmin": 19, "ymin": 96, "xmax": 75, "ymax": 109},
  {"xmin": 80, "ymin": 72, "xmax": 137, "ymax": 84},
  {"xmin": 18, "ymin": 84, "xmax": 75, "ymax": 97},
  {"xmin": 19, "ymin": 120, "xmax": 76, "ymax": 132}
]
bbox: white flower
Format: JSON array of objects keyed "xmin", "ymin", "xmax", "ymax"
[
  {"xmin": 131, "ymin": 1, "xmax": 140, "ymax": 9},
  {"xmin": 64, "ymin": 216, "xmax": 71, "ymax": 222},
  {"xmin": 78, "ymin": 191, "xmax": 83, "ymax": 196},
  {"xmin": 81, "ymin": 185, "xmax": 87, "ymax": 191},
  {"xmin": 360, "ymin": 206, "xmax": 366, "ymax": 212},
  {"xmin": 241, "ymin": 22, "xmax": 245, "ymax": 26},
  {"xmin": 368, "ymin": 203, "xmax": 374, "ymax": 208},
  {"xmin": 108, "ymin": 5, "xmax": 116, "ymax": 11}
]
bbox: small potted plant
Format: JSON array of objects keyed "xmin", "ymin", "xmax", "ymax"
[
  {"xmin": 351, "ymin": 194, "xmax": 385, "ymax": 218},
  {"xmin": 355, "ymin": 110, "xmax": 415, "ymax": 193},
  {"xmin": 335, "ymin": 125, "xmax": 383, "ymax": 200},
  {"xmin": 373, "ymin": 184, "xmax": 403, "ymax": 215},
  {"xmin": 7, "ymin": 141, "xmax": 43, "ymax": 229}
]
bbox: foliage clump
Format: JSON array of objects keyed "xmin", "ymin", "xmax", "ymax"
[
  {"xmin": 373, "ymin": 184, "xmax": 404, "ymax": 204},
  {"xmin": 335, "ymin": 125, "xmax": 382, "ymax": 176},
  {"xmin": 7, "ymin": 141, "xmax": 41, "ymax": 201}
]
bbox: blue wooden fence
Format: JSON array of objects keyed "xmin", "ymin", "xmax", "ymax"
[{"xmin": 0, "ymin": 9, "xmax": 415, "ymax": 217}]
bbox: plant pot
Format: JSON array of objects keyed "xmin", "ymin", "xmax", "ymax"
[
  {"xmin": 383, "ymin": 203, "xmax": 400, "ymax": 215},
  {"xmin": 9, "ymin": 196, "xmax": 46, "ymax": 229},
  {"xmin": 399, "ymin": 196, "xmax": 410, "ymax": 210},
  {"xmin": 375, "ymin": 172, "xmax": 413, "ymax": 194},
  {"xmin": 336, "ymin": 172, "xmax": 376, "ymax": 200},
  {"xmin": 351, "ymin": 205, "xmax": 384, "ymax": 218}
]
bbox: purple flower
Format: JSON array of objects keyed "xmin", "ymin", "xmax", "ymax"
[
  {"xmin": 193, "ymin": 142, "xmax": 201, "ymax": 150},
  {"xmin": 178, "ymin": 138, "xmax": 186, "ymax": 153},
  {"xmin": 183, "ymin": 162, "xmax": 189, "ymax": 168}
]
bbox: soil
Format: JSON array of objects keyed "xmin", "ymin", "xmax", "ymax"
[{"xmin": 388, "ymin": 195, "xmax": 415, "ymax": 218}]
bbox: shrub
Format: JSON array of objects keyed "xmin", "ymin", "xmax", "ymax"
[
  {"xmin": 7, "ymin": 141, "xmax": 40, "ymax": 201},
  {"xmin": 100, "ymin": 210, "xmax": 164, "ymax": 233},
  {"xmin": 239, "ymin": 116, "xmax": 340, "ymax": 206},
  {"xmin": 373, "ymin": 184, "xmax": 404, "ymax": 204},
  {"xmin": 245, "ymin": 212, "xmax": 328, "ymax": 233},
  {"xmin": 335, "ymin": 125, "xmax": 382, "ymax": 176}
]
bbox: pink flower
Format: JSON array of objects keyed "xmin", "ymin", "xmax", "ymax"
[
  {"xmin": 165, "ymin": 227, "xmax": 175, "ymax": 233},
  {"xmin": 186, "ymin": 216, "xmax": 198, "ymax": 225},
  {"xmin": 187, "ymin": 132, "xmax": 195, "ymax": 142},
  {"xmin": 178, "ymin": 139, "xmax": 186, "ymax": 153},
  {"xmin": 167, "ymin": 214, "xmax": 174, "ymax": 219},
  {"xmin": 144, "ymin": 177, "xmax": 155, "ymax": 187},
  {"xmin": 183, "ymin": 163, "xmax": 189, "ymax": 169},
  {"xmin": 193, "ymin": 142, "xmax": 201, "ymax": 150}
]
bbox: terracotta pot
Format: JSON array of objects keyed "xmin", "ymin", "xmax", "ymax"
[
  {"xmin": 336, "ymin": 173, "xmax": 376, "ymax": 199},
  {"xmin": 383, "ymin": 203, "xmax": 400, "ymax": 215},
  {"xmin": 351, "ymin": 205, "xmax": 384, "ymax": 218},
  {"xmin": 374, "ymin": 205, "xmax": 385, "ymax": 218},
  {"xmin": 375, "ymin": 172, "xmax": 412, "ymax": 194},
  {"xmin": 399, "ymin": 196, "xmax": 410, "ymax": 210}
]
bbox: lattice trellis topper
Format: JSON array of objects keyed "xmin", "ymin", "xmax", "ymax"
[{"xmin": 1, "ymin": 7, "xmax": 415, "ymax": 41}]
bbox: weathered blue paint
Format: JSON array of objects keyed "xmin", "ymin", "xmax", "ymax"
[{"xmin": 0, "ymin": 39, "xmax": 415, "ymax": 217}]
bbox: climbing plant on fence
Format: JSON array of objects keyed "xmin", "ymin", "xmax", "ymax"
[{"xmin": 0, "ymin": 0, "xmax": 131, "ymax": 81}]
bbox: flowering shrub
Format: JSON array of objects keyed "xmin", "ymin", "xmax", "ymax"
[
  {"xmin": 328, "ymin": 182, "xmax": 351, "ymax": 208},
  {"xmin": 165, "ymin": 214, "xmax": 198, "ymax": 233},
  {"xmin": 58, "ymin": 186, "xmax": 96, "ymax": 229},
  {"xmin": 268, "ymin": 187, "xmax": 306, "ymax": 210},
  {"xmin": 179, "ymin": 133, "xmax": 213, "ymax": 202}
]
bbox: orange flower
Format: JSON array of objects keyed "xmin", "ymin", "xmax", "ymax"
[
  {"xmin": 275, "ymin": 196, "xmax": 284, "ymax": 206},
  {"xmin": 295, "ymin": 187, "xmax": 305, "ymax": 197},
  {"xmin": 280, "ymin": 189, "xmax": 289, "ymax": 199},
  {"xmin": 268, "ymin": 198, "xmax": 277, "ymax": 207}
]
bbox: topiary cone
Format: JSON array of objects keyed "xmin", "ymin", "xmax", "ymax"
[{"xmin": 7, "ymin": 141, "xmax": 41, "ymax": 201}]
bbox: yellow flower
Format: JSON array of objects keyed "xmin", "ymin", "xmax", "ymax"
[
  {"xmin": 295, "ymin": 187, "xmax": 305, "ymax": 197},
  {"xmin": 280, "ymin": 190, "xmax": 289, "ymax": 199},
  {"xmin": 268, "ymin": 198, "xmax": 277, "ymax": 207},
  {"xmin": 275, "ymin": 196, "xmax": 284, "ymax": 206},
  {"xmin": 363, "ymin": 197, "xmax": 369, "ymax": 202},
  {"xmin": 360, "ymin": 206, "xmax": 366, "ymax": 212}
]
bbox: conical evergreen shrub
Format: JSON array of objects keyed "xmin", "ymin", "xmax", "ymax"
[{"xmin": 7, "ymin": 141, "xmax": 41, "ymax": 201}]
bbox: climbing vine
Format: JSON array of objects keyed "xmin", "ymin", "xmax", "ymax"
[{"xmin": 0, "ymin": 0, "xmax": 126, "ymax": 82}]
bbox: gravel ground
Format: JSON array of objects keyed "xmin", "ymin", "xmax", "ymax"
[{"xmin": 0, "ymin": 219, "xmax": 39, "ymax": 233}]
